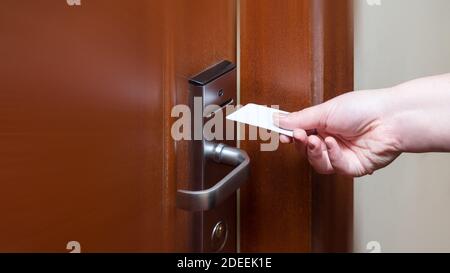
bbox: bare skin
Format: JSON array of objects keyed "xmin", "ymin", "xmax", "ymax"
[{"xmin": 274, "ymin": 74, "xmax": 450, "ymax": 177}]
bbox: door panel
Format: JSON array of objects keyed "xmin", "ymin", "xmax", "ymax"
[
  {"xmin": 239, "ymin": 0, "xmax": 313, "ymax": 252},
  {"xmin": 239, "ymin": 0, "xmax": 353, "ymax": 252},
  {"xmin": 311, "ymin": 0, "xmax": 354, "ymax": 253},
  {"xmin": 0, "ymin": 0, "xmax": 235, "ymax": 252}
]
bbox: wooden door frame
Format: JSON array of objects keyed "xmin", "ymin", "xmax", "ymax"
[
  {"xmin": 239, "ymin": 0, "xmax": 353, "ymax": 252},
  {"xmin": 311, "ymin": 0, "xmax": 354, "ymax": 253}
]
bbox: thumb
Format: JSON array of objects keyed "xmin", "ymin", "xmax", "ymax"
[{"xmin": 274, "ymin": 103, "xmax": 329, "ymax": 131}]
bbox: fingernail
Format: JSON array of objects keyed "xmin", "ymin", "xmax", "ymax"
[{"xmin": 308, "ymin": 142, "xmax": 315, "ymax": 150}]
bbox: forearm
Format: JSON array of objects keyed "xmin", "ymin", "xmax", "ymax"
[{"xmin": 385, "ymin": 74, "xmax": 450, "ymax": 153}]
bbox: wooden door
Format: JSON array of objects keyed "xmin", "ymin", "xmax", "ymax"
[
  {"xmin": 239, "ymin": 0, "xmax": 353, "ymax": 252},
  {"xmin": 0, "ymin": 0, "xmax": 235, "ymax": 252},
  {"xmin": 0, "ymin": 0, "xmax": 352, "ymax": 253}
]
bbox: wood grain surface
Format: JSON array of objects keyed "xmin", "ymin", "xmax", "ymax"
[{"xmin": 239, "ymin": 0, "xmax": 353, "ymax": 252}]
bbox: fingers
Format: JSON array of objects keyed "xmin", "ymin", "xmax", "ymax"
[
  {"xmin": 293, "ymin": 129, "xmax": 307, "ymax": 155},
  {"xmin": 279, "ymin": 128, "xmax": 308, "ymax": 145},
  {"xmin": 279, "ymin": 130, "xmax": 335, "ymax": 174},
  {"xmin": 278, "ymin": 128, "xmax": 356, "ymax": 176},
  {"xmin": 306, "ymin": 135, "xmax": 354, "ymax": 176},
  {"xmin": 273, "ymin": 104, "xmax": 329, "ymax": 131},
  {"xmin": 306, "ymin": 135, "xmax": 334, "ymax": 174},
  {"xmin": 280, "ymin": 130, "xmax": 361, "ymax": 176},
  {"xmin": 293, "ymin": 129, "xmax": 307, "ymax": 143},
  {"xmin": 324, "ymin": 136, "xmax": 351, "ymax": 175},
  {"xmin": 280, "ymin": 135, "xmax": 292, "ymax": 144}
]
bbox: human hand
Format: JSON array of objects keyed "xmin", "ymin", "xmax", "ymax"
[{"xmin": 273, "ymin": 89, "xmax": 402, "ymax": 177}]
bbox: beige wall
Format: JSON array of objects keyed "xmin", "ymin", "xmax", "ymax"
[{"xmin": 354, "ymin": 0, "xmax": 450, "ymax": 252}]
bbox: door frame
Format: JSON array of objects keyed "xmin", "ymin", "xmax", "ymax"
[{"xmin": 239, "ymin": 0, "xmax": 353, "ymax": 252}]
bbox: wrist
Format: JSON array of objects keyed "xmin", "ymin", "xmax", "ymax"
[
  {"xmin": 386, "ymin": 76, "xmax": 450, "ymax": 153},
  {"xmin": 377, "ymin": 87, "xmax": 406, "ymax": 153}
]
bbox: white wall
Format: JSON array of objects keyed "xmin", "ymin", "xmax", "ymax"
[{"xmin": 354, "ymin": 0, "xmax": 450, "ymax": 252}]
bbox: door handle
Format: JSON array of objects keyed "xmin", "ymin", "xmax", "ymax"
[{"xmin": 177, "ymin": 141, "xmax": 250, "ymax": 211}]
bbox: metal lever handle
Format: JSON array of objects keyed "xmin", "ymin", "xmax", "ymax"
[{"xmin": 177, "ymin": 142, "xmax": 250, "ymax": 211}]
